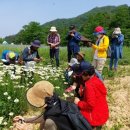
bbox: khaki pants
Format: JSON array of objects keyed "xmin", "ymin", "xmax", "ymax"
[
  {"xmin": 44, "ymin": 119, "xmax": 57, "ymax": 130},
  {"xmin": 92, "ymin": 59, "xmax": 106, "ymax": 74}
]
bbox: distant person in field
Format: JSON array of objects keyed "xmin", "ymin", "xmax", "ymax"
[
  {"xmin": 109, "ymin": 27, "xmax": 124, "ymax": 71},
  {"xmin": 91, "ymin": 26, "xmax": 109, "ymax": 74},
  {"xmin": 22, "ymin": 40, "xmax": 42, "ymax": 68},
  {"xmin": 1, "ymin": 50, "xmax": 19, "ymax": 65},
  {"xmin": 66, "ymin": 25, "xmax": 81, "ymax": 62},
  {"xmin": 47, "ymin": 26, "xmax": 61, "ymax": 67}
]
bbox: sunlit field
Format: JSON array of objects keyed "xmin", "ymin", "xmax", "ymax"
[{"xmin": 0, "ymin": 45, "xmax": 130, "ymax": 130}]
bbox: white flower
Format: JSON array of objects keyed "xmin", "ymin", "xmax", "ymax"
[
  {"xmin": 3, "ymin": 121, "xmax": 7, "ymax": 125},
  {"xmin": 63, "ymin": 93, "xmax": 69, "ymax": 98},
  {"xmin": 14, "ymin": 98, "xmax": 19, "ymax": 103},
  {"xmin": 3, "ymin": 92, "xmax": 8, "ymax": 96},
  {"xmin": 55, "ymin": 86, "xmax": 60, "ymax": 89},
  {"xmin": 7, "ymin": 96, "xmax": 11, "ymax": 100},
  {"xmin": 70, "ymin": 93, "xmax": 74, "ymax": 96},
  {"xmin": 9, "ymin": 112, "xmax": 14, "ymax": 116},
  {"xmin": 0, "ymin": 117, "xmax": 4, "ymax": 124}
]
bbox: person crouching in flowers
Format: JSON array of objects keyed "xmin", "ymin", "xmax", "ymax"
[
  {"xmin": 1, "ymin": 50, "xmax": 19, "ymax": 65},
  {"xmin": 13, "ymin": 81, "xmax": 92, "ymax": 130},
  {"xmin": 22, "ymin": 40, "xmax": 42, "ymax": 69},
  {"xmin": 74, "ymin": 66, "xmax": 109, "ymax": 130}
]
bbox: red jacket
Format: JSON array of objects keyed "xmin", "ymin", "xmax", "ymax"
[{"xmin": 78, "ymin": 75, "xmax": 109, "ymax": 126}]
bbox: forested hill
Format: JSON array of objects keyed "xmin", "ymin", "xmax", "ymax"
[{"xmin": 4, "ymin": 4, "xmax": 130, "ymax": 46}]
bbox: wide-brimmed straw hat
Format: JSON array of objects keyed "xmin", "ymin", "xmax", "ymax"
[
  {"xmin": 50, "ymin": 26, "xmax": 57, "ymax": 32},
  {"xmin": 26, "ymin": 81, "xmax": 54, "ymax": 108},
  {"xmin": 113, "ymin": 27, "xmax": 121, "ymax": 34},
  {"xmin": 77, "ymin": 52, "xmax": 85, "ymax": 59}
]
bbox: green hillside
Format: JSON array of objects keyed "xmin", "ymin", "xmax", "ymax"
[{"xmin": 4, "ymin": 4, "xmax": 130, "ymax": 46}]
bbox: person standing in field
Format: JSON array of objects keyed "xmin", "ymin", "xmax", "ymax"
[
  {"xmin": 66, "ymin": 25, "xmax": 81, "ymax": 62},
  {"xmin": 109, "ymin": 27, "xmax": 124, "ymax": 71},
  {"xmin": 91, "ymin": 26, "xmax": 109, "ymax": 74},
  {"xmin": 47, "ymin": 26, "xmax": 61, "ymax": 67}
]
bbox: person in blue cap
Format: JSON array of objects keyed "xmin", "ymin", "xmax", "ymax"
[
  {"xmin": 22, "ymin": 40, "xmax": 42, "ymax": 67},
  {"xmin": 1, "ymin": 50, "xmax": 19, "ymax": 65}
]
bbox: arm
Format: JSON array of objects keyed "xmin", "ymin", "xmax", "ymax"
[
  {"xmin": 54, "ymin": 34, "xmax": 61, "ymax": 46},
  {"xmin": 77, "ymin": 83, "xmax": 96, "ymax": 111},
  {"xmin": 73, "ymin": 32, "xmax": 81, "ymax": 42},
  {"xmin": 92, "ymin": 36, "xmax": 109, "ymax": 51},
  {"xmin": 22, "ymin": 47, "xmax": 34, "ymax": 62},
  {"xmin": 47, "ymin": 35, "xmax": 52, "ymax": 46},
  {"xmin": 118, "ymin": 34, "xmax": 124, "ymax": 44}
]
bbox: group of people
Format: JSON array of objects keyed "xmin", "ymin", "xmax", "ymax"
[{"xmin": 1, "ymin": 25, "xmax": 124, "ymax": 130}]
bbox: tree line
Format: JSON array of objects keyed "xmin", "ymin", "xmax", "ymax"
[{"xmin": 3, "ymin": 4, "xmax": 130, "ymax": 47}]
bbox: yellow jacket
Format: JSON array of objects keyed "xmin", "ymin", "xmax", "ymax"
[{"xmin": 92, "ymin": 35, "xmax": 109, "ymax": 58}]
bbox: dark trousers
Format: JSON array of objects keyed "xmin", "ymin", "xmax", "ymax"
[
  {"xmin": 50, "ymin": 48, "xmax": 59, "ymax": 67},
  {"xmin": 67, "ymin": 45, "xmax": 80, "ymax": 62}
]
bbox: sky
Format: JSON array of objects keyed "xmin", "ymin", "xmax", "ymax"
[{"xmin": 0, "ymin": 0, "xmax": 130, "ymax": 38}]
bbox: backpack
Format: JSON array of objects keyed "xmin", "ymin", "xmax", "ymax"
[{"xmin": 107, "ymin": 45, "xmax": 111, "ymax": 58}]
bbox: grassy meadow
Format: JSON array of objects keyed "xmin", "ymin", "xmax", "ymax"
[{"xmin": 0, "ymin": 44, "xmax": 130, "ymax": 130}]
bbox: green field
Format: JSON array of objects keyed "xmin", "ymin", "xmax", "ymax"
[{"xmin": 0, "ymin": 45, "xmax": 130, "ymax": 130}]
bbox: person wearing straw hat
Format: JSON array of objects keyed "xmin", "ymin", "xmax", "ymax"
[
  {"xmin": 13, "ymin": 80, "xmax": 92, "ymax": 130},
  {"xmin": 109, "ymin": 27, "xmax": 124, "ymax": 71},
  {"xmin": 1, "ymin": 50, "xmax": 19, "ymax": 65},
  {"xmin": 91, "ymin": 26, "xmax": 109, "ymax": 74},
  {"xmin": 22, "ymin": 40, "xmax": 42, "ymax": 68},
  {"xmin": 47, "ymin": 26, "xmax": 60, "ymax": 67}
]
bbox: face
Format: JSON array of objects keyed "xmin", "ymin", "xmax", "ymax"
[
  {"xmin": 76, "ymin": 54, "xmax": 83, "ymax": 61},
  {"xmin": 82, "ymin": 74, "xmax": 90, "ymax": 81},
  {"xmin": 96, "ymin": 34, "xmax": 103, "ymax": 39},
  {"xmin": 51, "ymin": 31, "xmax": 57, "ymax": 34},
  {"xmin": 32, "ymin": 46, "xmax": 39, "ymax": 51}
]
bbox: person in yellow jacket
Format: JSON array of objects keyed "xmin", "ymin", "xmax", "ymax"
[{"xmin": 91, "ymin": 26, "xmax": 109, "ymax": 74}]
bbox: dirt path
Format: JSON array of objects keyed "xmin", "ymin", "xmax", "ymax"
[{"xmin": 104, "ymin": 76, "xmax": 130, "ymax": 129}]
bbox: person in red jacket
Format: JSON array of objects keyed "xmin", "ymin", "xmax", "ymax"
[{"xmin": 74, "ymin": 66, "xmax": 109, "ymax": 130}]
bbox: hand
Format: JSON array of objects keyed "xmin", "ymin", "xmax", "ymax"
[
  {"xmin": 33, "ymin": 58, "xmax": 40, "ymax": 62},
  {"xmin": 74, "ymin": 97, "xmax": 80, "ymax": 105},
  {"xmin": 13, "ymin": 122, "xmax": 27, "ymax": 130},
  {"xmin": 51, "ymin": 44, "xmax": 55, "ymax": 48},
  {"xmin": 70, "ymin": 33, "xmax": 74, "ymax": 37},
  {"xmin": 13, "ymin": 116, "xmax": 24, "ymax": 123}
]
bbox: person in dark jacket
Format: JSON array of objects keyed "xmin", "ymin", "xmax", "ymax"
[
  {"xmin": 74, "ymin": 66, "xmax": 109, "ymax": 130},
  {"xmin": 13, "ymin": 81, "xmax": 92, "ymax": 130},
  {"xmin": 109, "ymin": 27, "xmax": 124, "ymax": 71},
  {"xmin": 22, "ymin": 40, "xmax": 42, "ymax": 68},
  {"xmin": 66, "ymin": 25, "xmax": 81, "ymax": 62}
]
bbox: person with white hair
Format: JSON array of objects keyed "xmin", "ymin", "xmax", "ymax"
[{"xmin": 109, "ymin": 27, "xmax": 124, "ymax": 71}]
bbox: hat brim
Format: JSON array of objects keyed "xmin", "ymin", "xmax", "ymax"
[
  {"xmin": 68, "ymin": 63, "xmax": 74, "ymax": 66},
  {"xmin": 93, "ymin": 30, "xmax": 106, "ymax": 35},
  {"xmin": 50, "ymin": 30, "xmax": 57, "ymax": 32},
  {"xmin": 113, "ymin": 31, "xmax": 121, "ymax": 34},
  {"xmin": 26, "ymin": 88, "xmax": 45, "ymax": 108},
  {"xmin": 31, "ymin": 43, "xmax": 40, "ymax": 47},
  {"xmin": 77, "ymin": 53, "xmax": 84, "ymax": 59}
]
